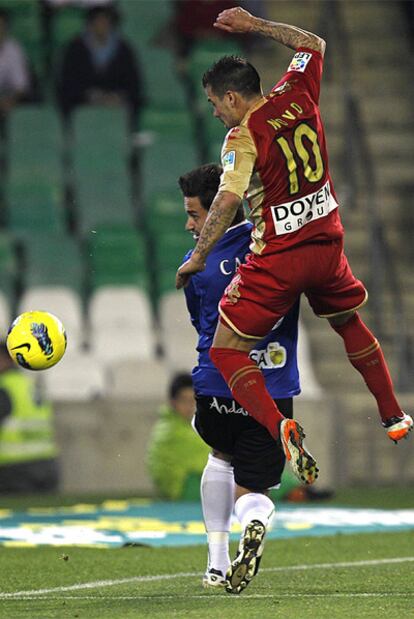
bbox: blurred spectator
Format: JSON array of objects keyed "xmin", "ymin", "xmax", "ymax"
[
  {"xmin": 147, "ymin": 373, "xmax": 210, "ymax": 501},
  {"xmin": 55, "ymin": 4, "xmax": 144, "ymax": 127},
  {"xmin": 0, "ymin": 8, "xmax": 30, "ymax": 116},
  {"xmin": 0, "ymin": 342, "xmax": 58, "ymax": 494}
]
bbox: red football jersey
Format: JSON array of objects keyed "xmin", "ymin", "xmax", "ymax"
[{"xmin": 219, "ymin": 47, "xmax": 344, "ymax": 255}]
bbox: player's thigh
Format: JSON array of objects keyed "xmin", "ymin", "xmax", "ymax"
[
  {"xmin": 305, "ymin": 240, "xmax": 367, "ymax": 318},
  {"xmin": 194, "ymin": 395, "xmax": 249, "ymax": 455},
  {"xmin": 232, "ymin": 397, "xmax": 293, "ymax": 492},
  {"xmin": 218, "ymin": 253, "xmax": 299, "ymax": 340}
]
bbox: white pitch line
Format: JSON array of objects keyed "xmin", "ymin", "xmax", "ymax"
[
  {"xmin": 5, "ymin": 593, "xmax": 414, "ymax": 602},
  {"xmin": 1, "ymin": 556, "xmax": 413, "ymax": 600}
]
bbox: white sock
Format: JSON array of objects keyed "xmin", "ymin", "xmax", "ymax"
[
  {"xmin": 201, "ymin": 454, "xmax": 234, "ymax": 575},
  {"xmin": 234, "ymin": 492, "xmax": 275, "ymax": 531}
]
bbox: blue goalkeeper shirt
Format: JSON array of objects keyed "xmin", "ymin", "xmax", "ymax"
[{"xmin": 183, "ymin": 220, "xmax": 300, "ymax": 398}]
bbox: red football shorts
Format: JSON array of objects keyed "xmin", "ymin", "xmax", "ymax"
[{"xmin": 219, "ymin": 239, "xmax": 367, "ymax": 339}]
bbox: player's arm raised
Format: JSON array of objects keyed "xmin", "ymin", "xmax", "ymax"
[
  {"xmin": 176, "ymin": 191, "xmax": 241, "ymax": 289},
  {"xmin": 214, "ymin": 6, "xmax": 326, "ymax": 56}
]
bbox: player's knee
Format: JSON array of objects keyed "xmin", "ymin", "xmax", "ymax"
[{"xmin": 329, "ymin": 309, "xmax": 357, "ymax": 329}]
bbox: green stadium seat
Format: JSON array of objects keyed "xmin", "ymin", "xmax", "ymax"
[
  {"xmin": 7, "ymin": 181, "xmax": 65, "ymax": 234},
  {"xmin": 52, "ymin": 6, "xmax": 85, "ymax": 52},
  {"xmin": 139, "ymin": 48, "xmax": 187, "ymax": 111},
  {"xmin": 8, "ymin": 107, "xmax": 62, "ymax": 182},
  {"xmin": 154, "ymin": 231, "xmax": 192, "ymax": 296},
  {"xmin": 145, "ymin": 193, "xmax": 187, "ymax": 234},
  {"xmin": 120, "ymin": 0, "xmax": 186, "ymax": 110},
  {"xmin": 0, "ymin": 233, "xmax": 18, "ymax": 304},
  {"xmin": 140, "ymin": 109, "xmax": 193, "ymax": 139},
  {"xmin": 189, "ymin": 39, "xmax": 244, "ymax": 105},
  {"xmin": 72, "ymin": 108, "xmax": 134, "ymax": 233},
  {"xmin": 141, "ymin": 134, "xmax": 197, "ymax": 204},
  {"xmin": 22, "ymin": 234, "xmax": 84, "ymax": 293},
  {"xmin": 88, "ymin": 225, "xmax": 149, "ymax": 290},
  {"xmin": 121, "ymin": 0, "xmax": 172, "ymax": 45}
]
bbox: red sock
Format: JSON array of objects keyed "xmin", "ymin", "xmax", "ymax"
[
  {"xmin": 331, "ymin": 312, "xmax": 402, "ymax": 423},
  {"xmin": 209, "ymin": 347, "xmax": 284, "ymax": 439}
]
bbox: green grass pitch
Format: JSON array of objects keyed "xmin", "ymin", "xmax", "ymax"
[{"xmin": 1, "ymin": 530, "xmax": 413, "ymax": 619}]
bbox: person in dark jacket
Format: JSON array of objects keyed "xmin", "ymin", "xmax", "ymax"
[{"xmin": 56, "ymin": 5, "xmax": 144, "ymax": 127}]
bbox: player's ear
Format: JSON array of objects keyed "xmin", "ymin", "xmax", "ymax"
[{"xmin": 226, "ymin": 90, "xmax": 237, "ymax": 107}]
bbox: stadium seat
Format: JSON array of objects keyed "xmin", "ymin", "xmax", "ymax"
[
  {"xmin": 7, "ymin": 108, "xmax": 65, "ymax": 233},
  {"xmin": 108, "ymin": 359, "xmax": 169, "ymax": 401},
  {"xmin": 140, "ymin": 48, "xmax": 188, "ymax": 111},
  {"xmin": 21, "ymin": 234, "xmax": 84, "ymax": 293},
  {"xmin": 8, "ymin": 107, "xmax": 61, "ymax": 182},
  {"xmin": 72, "ymin": 108, "xmax": 134, "ymax": 233},
  {"xmin": 51, "ymin": 5, "xmax": 85, "ymax": 52},
  {"xmin": 0, "ymin": 233, "xmax": 18, "ymax": 304},
  {"xmin": 159, "ymin": 290, "xmax": 197, "ymax": 371},
  {"xmin": 0, "ymin": 292, "xmax": 11, "ymax": 335},
  {"xmin": 140, "ymin": 109, "xmax": 193, "ymax": 138},
  {"xmin": 141, "ymin": 133, "xmax": 197, "ymax": 204},
  {"xmin": 121, "ymin": 0, "xmax": 186, "ymax": 111},
  {"xmin": 153, "ymin": 230, "xmax": 192, "ymax": 297},
  {"xmin": 18, "ymin": 286, "xmax": 84, "ymax": 352},
  {"xmin": 7, "ymin": 182, "xmax": 65, "ymax": 234},
  {"xmin": 42, "ymin": 351, "xmax": 107, "ymax": 401},
  {"xmin": 88, "ymin": 286, "xmax": 156, "ymax": 363},
  {"xmin": 188, "ymin": 39, "xmax": 244, "ymax": 104},
  {"xmin": 88, "ymin": 225, "xmax": 148, "ymax": 291},
  {"xmin": 145, "ymin": 192, "xmax": 187, "ymax": 234}
]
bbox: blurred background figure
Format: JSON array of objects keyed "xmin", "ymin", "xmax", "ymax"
[
  {"xmin": 147, "ymin": 372, "xmax": 210, "ymax": 501},
  {"xmin": 0, "ymin": 8, "xmax": 30, "ymax": 116},
  {"xmin": 0, "ymin": 342, "xmax": 58, "ymax": 494},
  {"xmin": 55, "ymin": 4, "xmax": 145, "ymax": 128}
]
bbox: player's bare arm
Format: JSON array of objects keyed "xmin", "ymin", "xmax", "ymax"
[
  {"xmin": 176, "ymin": 191, "xmax": 241, "ymax": 290},
  {"xmin": 214, "ymin": 6, "xmax": 326, "ymax": 56}
]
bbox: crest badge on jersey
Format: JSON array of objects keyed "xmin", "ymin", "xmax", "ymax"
[
  {"xmin": 222, "ymin": 150, "xmax": 236, "ymax": 172},
  {"xmin": 288, "ymin": 51, "xmax": 312, "ymax": 73}
]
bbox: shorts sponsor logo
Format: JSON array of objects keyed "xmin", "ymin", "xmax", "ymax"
[
  {"xmin": 222, "ymin": 150, "xmax": 236, "ymax": 171},
  {"xmin": 270, "ymin": 179, "xmax": 338, "ymax": 235},
  {"xmin": 288, "ymin": 51, "xmax": 312, "ymax": 73},
  {"xmin": 209, "ymin": 397, "xmax": 248, "ymax": 416},
  {"xmin": 250, "ymin": 341, "xmax": 287, "ymax": 369}
]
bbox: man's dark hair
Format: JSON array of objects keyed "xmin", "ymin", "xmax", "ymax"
[
  {"xmin": 202, "ymin": 55, "xmax": 261, "ymax": 99},
  {"xmin": 169, "ymin": 373, "xmax": 193, "ymax": 400},
  {"xmin": 179, "ymin": 162, "xmax": 245, "ymax": 225},
  {"xmin": 178, "ymin": 163, "xmax": 222, "ymax": 211}
]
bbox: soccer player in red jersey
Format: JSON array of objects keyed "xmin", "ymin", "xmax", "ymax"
[{"xmin": 176, "ymin": 7, "xmax": 412, "ymax": 487}]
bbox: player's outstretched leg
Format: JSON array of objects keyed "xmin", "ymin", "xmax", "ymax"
[
  {"xmin": 331, "ymin": 313, "xmax": 413, "ymax": 443},
  {"xmin": 226, "ymin": 519, "xmax": 266, "ymax": 594},
  {"xmin": 280, "ymin": 419, "xmax": 319, "ymax": 485},
  {"xmin": 382, "ymin": 413, "xmax": 413, "ymax": 444}
]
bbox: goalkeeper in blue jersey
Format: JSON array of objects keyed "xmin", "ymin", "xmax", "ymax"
[{"xmin": 179, "ymin": 163, "xmax": 302, "ymax": 594}]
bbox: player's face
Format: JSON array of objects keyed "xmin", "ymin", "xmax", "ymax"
[
  {"xmin": 184, "ymin": 196, "xmax": 209, "ymax": 240},
  {"xmin": 205, "ymin": 86, "xmax": 240, "ymax": 128}
]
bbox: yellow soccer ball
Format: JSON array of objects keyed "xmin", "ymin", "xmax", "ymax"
[{"xmin": 6, "ymin": 311, "xmax": 67, "ymax": 371}]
